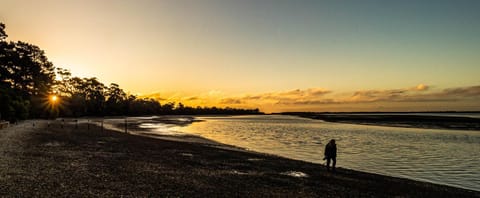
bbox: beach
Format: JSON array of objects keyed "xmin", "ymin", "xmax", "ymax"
[{"xmin": 0, "ymin": 120, "xmax": 478, "ymax": 197}]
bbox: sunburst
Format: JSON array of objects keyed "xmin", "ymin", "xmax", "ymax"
[{"xmin": 41, "ymin": 94, "xmax": 64, "ymax": 118}]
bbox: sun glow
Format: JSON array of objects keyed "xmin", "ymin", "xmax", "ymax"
[
  {"xmin": 50, "ymin": 95, "xmax": 58, "ymax": 103},
  {"xmin": 43, "ymin": 94, "xmax": 63, "ymax": 118}
]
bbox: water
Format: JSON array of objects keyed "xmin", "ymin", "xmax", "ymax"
[
  {"xmin": 163, "ymin": 115, "xmax": 480, "ymax": 191},
  {"xmin": 320, "ymin": 112, "xmax": 480, "ymax": 119}
]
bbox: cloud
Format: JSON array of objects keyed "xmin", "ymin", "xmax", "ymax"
[
  {"xmin": 185, "ymin": 96, "xmax": 199, "ymax": 101},
  {"xmin": 412, "ymin": 84, "xmax": 429, "ymax": 91},
  {"xmin": 345, "ymin": 85, "xmax": 480, "ymax": 103},
  {"xmin": 277, "ymin": 98, "xmax": 344, "ymax": 105},
  {"xmin": 346, "ymin": 84, "xmax": 428, "ymax": 103},
  {"xmin": 440, "ymin": 85, "xmax": 480, "ymax": 97},
  {"xmin": 219, "ymin": 84, "xmax": 480, "ymax": 106},
  {"xmin": 140, "ymin": 93, "xmax": 167, "ymax": 101},
  {"xmin": 220, "ymin": 98, "xmax": 244, "ymax": 104},
  {"xmin": 349, "ymin": 89, "xmax": 406, "ymax": 103},
  {"xmin": 140, "ymin": 90, "xmax": 228, "ymax": 107},
  {"xmin": 220, "ymin": 88, "xmax": 331, "ymax": 105},
  {"xmin": 139, "ymin": 85, "xmax": 480, "ymax": 112}
]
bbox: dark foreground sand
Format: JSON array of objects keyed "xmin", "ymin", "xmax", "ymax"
[{"xmin": 0, "ymin": 121, "xmax": 478, "ymax": 197}]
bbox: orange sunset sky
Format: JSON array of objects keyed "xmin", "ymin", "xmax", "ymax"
[{"xmin": 1, "ymin": 0, "xmax": 479, "ymax": 113}]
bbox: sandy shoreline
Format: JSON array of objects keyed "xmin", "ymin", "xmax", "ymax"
[{"xmin": 0, "ymin": 120, "xmax": 478, "ymax": 197}]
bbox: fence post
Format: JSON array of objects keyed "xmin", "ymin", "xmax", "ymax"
[
  {"xmin": 101, "ymin": 120, "xmax": 104, "ymax": 132},
  {"xmin": 124, "ymin": 119, "xmax": 127, "ymax": 133}
]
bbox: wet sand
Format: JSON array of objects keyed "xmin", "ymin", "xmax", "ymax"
[{"xmin": 0, "ymin": 120, "xmax": 478, "ymax": 197}]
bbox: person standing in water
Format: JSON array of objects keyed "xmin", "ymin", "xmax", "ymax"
[{"xmin": 324, "ymin": 139, "xmax": 337, "ymax": 172}]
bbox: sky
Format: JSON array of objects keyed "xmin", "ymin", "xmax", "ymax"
[{"xmin": 1, "ymin": 0, "xmax": 479, "ymax": 112}]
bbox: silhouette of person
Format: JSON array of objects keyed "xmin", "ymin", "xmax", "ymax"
[{"xmin": 324, "ymin": 139, "xmax": 337, "ymax": 172}]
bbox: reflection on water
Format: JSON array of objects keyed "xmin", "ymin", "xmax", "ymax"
[{"xmin": 169, "ymin": 115, "xmax": 480, "ymax": 191}]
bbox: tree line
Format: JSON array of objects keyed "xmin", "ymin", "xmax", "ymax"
[{"xmin": 0, "ymin": 22, "xmax": 261, "ymax": 122}]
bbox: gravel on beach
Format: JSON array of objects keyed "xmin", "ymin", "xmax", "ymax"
[{"xmin": 0, "ymin": 120, "xmax": 478, "ymax": 197}]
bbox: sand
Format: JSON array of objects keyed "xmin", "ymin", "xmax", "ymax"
[
  {"xmin": 0, "ymin": 120, "xmax": 478, "ymax": 197},
  {"xmin": 288, "ymin": 113, "xmax": 480, "ymax": 131}
]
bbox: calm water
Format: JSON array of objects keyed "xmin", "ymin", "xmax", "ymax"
[{"xmin": 159, "ymin": 115, "xmax": 480, "ymax": 191}]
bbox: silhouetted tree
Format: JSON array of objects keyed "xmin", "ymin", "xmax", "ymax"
[
  {"xmin": 1, "ymin": 23, "xmax": 55, "ymax": 120},
  {"xmin": 0, "ymin": 23, "xmax": 6, "ymax": 40},
  {"xmin": 83, "ymin": 78, "xmax": 106, "ymax": 115},
  {"xmin": 0, "ymin": 21, "xmax": 263, "ymax": 121},
  {"xmin": 0, "ymin": 41, "xmax": 55, "ymax": 96},
  {"xmin": 0, "ymin": 87, "xmax": 29, "ymax": 121},
  {"xmin": 160, "ymin": 102, "xmax": 175, "ymax": 114},
  {"xmin": 105, "ymin": 83, "xmax": 127, "ymax": 115},
  {"xmin": 54, "ymin": 67, "xmax": 74, "ymax": 96}
]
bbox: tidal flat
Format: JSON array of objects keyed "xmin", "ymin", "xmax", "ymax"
[{"xmin": 0, "ymin": 120, "xmax": 478, "ymax": 197}]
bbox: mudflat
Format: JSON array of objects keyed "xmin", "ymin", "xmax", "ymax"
[
  {"xmin": 287, "ymin": 113, "xmax": 480, "ymax": 131},
  {"xmin": 0, "ymin": 121, "xmax": 478, "ymax": 197}
]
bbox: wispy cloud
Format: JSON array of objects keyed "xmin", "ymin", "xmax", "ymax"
[
  {"xmin": 440, "ymin": 85, "xmax": 480, "ymax": 97},
  {"xmin": 140, "ymin": 90, "xmax": 228, "ymax": 107},
  {"xmin": 220, "ymin": 84, "xmax": 480, "ymax": 106},
  {"xmin": 139, "ymin": 84, "xmax": 480, "ymax": 112},
  {"xmin": 350, "ymin": 85, "xmax": 480, "ymax": 103},
  {"xmin": 185, "ymin": 96, "xmax": 199, "ymax": 101},
  {"xmin": 220, "ymin": 98, "xmax": 243, "ymax": 104},
  {"xmin": 220, "ymin": 88, "xmax": 331, "ymax": 105}
]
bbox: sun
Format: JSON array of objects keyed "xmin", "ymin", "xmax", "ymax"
[
  {"xmin": 50, "ymin": 95, "xmax": 58, "ymax": 103},
  {"xmin": 43, "ymin": 94, "xmax": 62, "ymax": 118}
]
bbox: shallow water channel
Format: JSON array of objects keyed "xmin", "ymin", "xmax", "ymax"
[{"xmin": 134, "ymin": 115, "xmax": 480, "ymax": 191}]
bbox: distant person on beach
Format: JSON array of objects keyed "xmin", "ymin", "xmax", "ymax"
[{"xmin": 324, "ymin": 139, "xmax": 337, "ymax": 172}]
